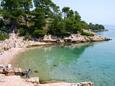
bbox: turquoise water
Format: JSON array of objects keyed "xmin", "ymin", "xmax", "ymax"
[{"xmin": 14, "ymin": 25, "xmax": 115, "ymax": 86}]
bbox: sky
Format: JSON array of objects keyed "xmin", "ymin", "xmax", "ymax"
[{"xmin": 53, "ymin": 0, "xmax": 115, "ymax": 25}]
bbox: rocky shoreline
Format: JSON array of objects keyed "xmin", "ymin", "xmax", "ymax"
[
  {"xmin": 0, "ymin": 74, "xmax": 93, "ymax": 86},
  {"xmin": 0, "ymin": 33, "xmax": 111, "ymax": 86},
  {"xmin": 0, "ymin": 64, "xmax": 93, "ymax": 86},
  {"xmin": 26, "ymin": 34, "xmax": 111, "ymax": 47},
  {"xmin": 0, "ymin": 33, "xmax": 111, "ymax": 52}
]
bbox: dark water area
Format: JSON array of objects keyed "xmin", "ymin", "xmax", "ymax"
[{"xmin": 14, "ymin": 25, "xmax": 115, "ymax": 86}]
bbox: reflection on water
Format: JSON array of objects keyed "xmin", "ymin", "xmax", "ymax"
[
  {"xmin": 14, "ymin": 26, "xmax": 115, "ymax": 86},
  {"xmin": 14, "ymin": 43, "xmax": 93, "ymax": 80}
]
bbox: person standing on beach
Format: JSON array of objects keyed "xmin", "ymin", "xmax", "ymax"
[{"xmin": 23, "ymin": 68, "xmax": 32, "ymax": 78}]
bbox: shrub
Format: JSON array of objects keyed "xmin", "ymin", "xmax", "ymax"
[
  {"xmin": 81, "ymin": 31, "xmax": 94, "ymax": 36},
  {"xmin": 32, "ymin": 29, "xmax": 46, "ymax": 38},
  {"xmin": 0, "ymin": 33, "xmax": 8, "ymax": 40},
  {"xmin": 19, "ymin": 28, "xmax": 26, "ymax": 36}
]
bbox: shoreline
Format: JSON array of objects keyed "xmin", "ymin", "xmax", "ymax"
[
  {"xmin": 0, "ymin": 45, "xmax": 94, "ymax": 86},
  {"xmin": 0, "ymin": 48, "xmax": 26, "ymax": 64},
  {"xmin": 0, "ymin": 33, "xmax": 111, "ymax": 65},
  {"xmin": 0, "ymin": 38, "xmax": 111, "ymax": 65},
  {"xmin": 0, "ymin": 33, "xmax": 111, "ymax": 86}
]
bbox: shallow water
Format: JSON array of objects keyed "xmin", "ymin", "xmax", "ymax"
[{"xmin": 14, "ymin": 25, "xmax": 115, "ymax": 86}]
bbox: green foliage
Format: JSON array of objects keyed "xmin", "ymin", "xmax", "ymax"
[
  {"xmin": 81, "ymin": 31, "xmax": 94, "ymax": 36},
  {"xmin": 74, "ymin": 11, "xmax": 81, "ymax": 21},
  {"xmin": 0, "ymin": 19, "xmax": 11, "ymax": 33},
  {"xmin": 32, "ymin": 29, "xmax": 46, "ymax": 38},
  {"xmin": 0, "ymin": 19, "xmax": 4, "ymax": 28},
  {"xmin": 0, "ymin": 32, "xmax": 8, "ymax": 40},
  {"xmin": 89, "ymin": 23, "xmax": 105, "ymax": 32},
  {"xmin": 0, "ymin": 0, "xmax": 105, "ymax": 39},
  {"xmin": 32, "ymin": 7, "xmax": 46, "ymax": 28},
  {"xmin": 19, "ymin": 28, "xmax": 26, "ymax": 36},
  {"xmin": 48, "ymin": 18, "xmax": 70, "ymax": 37},
  {"xmin": 62, "ymin": 7, "xmax": 70, "ymax": 18}
]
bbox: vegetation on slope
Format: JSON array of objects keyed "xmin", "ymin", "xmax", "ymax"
[{"xmin": 0, "ymin": 0, "xmax": 105, "ymax": 40}]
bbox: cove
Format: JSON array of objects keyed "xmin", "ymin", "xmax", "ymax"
[{"xmin": 14, "ymin": 25, "xmax": 115, "ymax": 86}]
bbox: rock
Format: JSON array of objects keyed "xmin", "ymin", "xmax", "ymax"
[
  {"xmin": 79, "ymin": 81, "xmax": 93, "ymax": 86},
  {"xmin": 43, "ymin": 35, "xmax": 57, "ymax": 42},
  {"xmin": 64, "ymin": 34, "xmax": 86, "ymax": 43},
  {"xmin": 0, "ymin": 74, "xmax": 5, "ymax": 82},
  {"xmin": 88, "ymin": 35, "xmax": 111, "ymax": 42},
  {"xmin": 0, "ymin": 75, "xmax": 34, "ymax": 86},
  {"xmin": 104, "ymin": 37, "xmax": 111, "ymax": 41},
  {"xmin": 26, "ymin": 77, "xmax": 39, "ymax": 84},
  {"xmin": 39, "ymin": 81, "xmax": 93, "ymax": 86}
]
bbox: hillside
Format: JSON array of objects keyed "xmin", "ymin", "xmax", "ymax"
[{"xmin": 0, "ymin": 0, "xmax": 106, "ymax": 40}]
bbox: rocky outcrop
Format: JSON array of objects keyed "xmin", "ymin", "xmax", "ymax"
[
  {"xmin": 0, "ymin": 33, "xmax": 111, "ymax": 51},
  {"xmin": 0, "ymin": 33, "xmax": 26, "ymax": 54},
  {"xmin": 64, "ymin": 34, "xmax": 86, "ymax": 43},
  {"xmin": 26, "ymin": 77, "xmax": 39, "ymax": 85},
  {"xmin": 42, "ymin": 35, "xmax": 57, "ymax": 42},
  {"xmin": 0, "ymin": 75, "xmax": 35, "ymax": 86},
  {"xmin": 88, "ymin": 35, "xmax": 111, "ymax": 42},
  {"xmin": 64, "ymin": 34, "xmax": 111, "ymax": 43},
  {"xmin": 39, "ymin": 82, "xmax": 93, "ymax": 86},
  {"xmin": 0, "ymin": 74, "xmax": 93, "ymax": 86},
  {"xmin": 0, "ymin": 64, "xmax": 93, "ymax": 86},
  {"xmin": 25, "ymin": 34, "xmax": 111, "ymax": 47}
]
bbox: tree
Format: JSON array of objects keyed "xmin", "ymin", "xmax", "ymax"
[
  {"xmin": 62, "ymin": 7, "xmax": 70, "ymax": 18},
  {"xmin": 32, "ymin": 29, "xmax": 46, "ymax": 38},
  {"xmin": 0, "ymin": 0, "xmax": 33, "ymax": 32},
  {"xmin": 74, "ymin": 11, "xmax": 81, "ymax": 21},
  {"xmin": 0, "ymin": 0, "xmax": 105, "ymax": 39},
  {"xmin": 33, "ymin": 0, "xmax": 60, "ymax": 17},
  {"xmin": 48, "ymin": 17, "xmax": 69, "ymax": 37},
  {"xmin": 32, "ymin": 7, "xmax": 46, "ymax": 29},
  {"xmin": 89, "ymin": 23, "xmax": 105, "ymax": 32}
]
